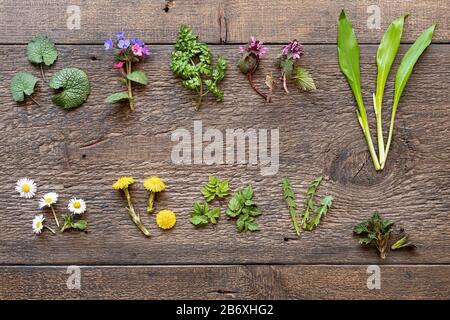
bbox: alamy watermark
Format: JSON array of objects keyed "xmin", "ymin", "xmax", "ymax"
[
  {"xmin": 367, "ymin": 5, "xmax": 381, "ymax": 30},
  {"xmin": 366, "ymin": 265, "xmax": 381, "ymax": 290},
  {"xmin": 66, "ymin": 265, "xmax": 81, "ymax": 290},
  {"xmin": 67, "ymin": 5, "xmax": 81, "ymax": 30},
  {"xmin": 171, "ymin": 121, "xmax": 279, "ymax": 176}
]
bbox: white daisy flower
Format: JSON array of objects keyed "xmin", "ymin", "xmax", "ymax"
[
  {"xmin": 68, "ymin": 197, "xmax": 86, "ymax": 215},
  {"xmin": 15, "ymin": 178, "xmax": 37, "ymax": 199},
  {"xmin": 39, "ymin": 192, "xmax": 59, "ymax": 209},
  {"xmin": 32, "ymin": 214, "xmax": 45, "ymax": 234}
]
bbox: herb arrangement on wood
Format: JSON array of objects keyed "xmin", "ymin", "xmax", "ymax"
[{"xmin": 338, "ymin": 10, "xmax": 436, "ymax": 170}]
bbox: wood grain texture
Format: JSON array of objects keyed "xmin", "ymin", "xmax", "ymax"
[
  {"xmin": 1, "ymin": 265, "xmax": 449, "ymax": 299},
  {"xmin": 0, "ymin": 0, "xmax": 447, "ymax": 44},
  {"xmin": 0, "ymin": 44, "xmax": 448, "ymax": 265}
]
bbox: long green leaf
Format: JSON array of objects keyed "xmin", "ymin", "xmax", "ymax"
[
  {"xmin": 383, "ymin": 23, "xmax": 436, "ymax": 167},
  {"xmin": 338, "ymin": 10, "xmax": 380, "ymax": 170},
  {"xmin": 374, "ymin": 15, "xmax": 406, "ymax": 161}
]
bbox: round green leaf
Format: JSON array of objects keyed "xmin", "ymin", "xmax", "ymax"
[
  {"xmin": 10, "ymin": 72, "xmax": 38, "ymax": 102},
  {"xmin": 27, "ymin": 35, "xmax": 58, "ymax": 66},
  {"xmin": 48, "ymin": 68, "xmax": 90, "ymax": 109}
]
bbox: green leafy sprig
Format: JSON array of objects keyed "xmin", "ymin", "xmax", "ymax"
[
  {"xmin": 201, "ymin": 176, "xmax": 229, "ymax": 202},
  {"xmin": 281, "ymin": 177, "xmax": 300, "ymax": 236},
  {"xmin": 226, "ymin": 185, "xmax": 261, "ymax": 232},
  {"xmin": 171, "ymin": 25, "xmax": 227, "ymax": 110},
  {"xmin": 338, "ymin": 10, "xmax": 436, "ymax": 170},
  {"xmin": 61, "ymin": 214, "xmax": 87, "ymax": 232},
  {"xmin": 354, "ymin": 212, "xmax": 413, "ymax": 259},
  {"xmin": 190, "ymin": 202, "xmax": 221, "ymax": 226}
]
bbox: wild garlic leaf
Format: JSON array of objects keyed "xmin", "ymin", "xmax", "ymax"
[
  {"xmin": 106, "ymin": 92, "xmax": 129, "ymax": 103},
  {"xmin": 27, "ymin": 35, "xmax": 58, "ymax": 66},
  {"xmin": 127, "ymin": 70, "xmax": 148, "ymax": 85},
  {"xmin": 10, "ymin": 72, "xmax": 38, "ymax": 102},
  {"xmin": 294, "ymin": 67, "xmax": 316, "ymax": 91},
  {"xmin": 48, "ymin": 68, "xmax": 90, "ymax": 109}
]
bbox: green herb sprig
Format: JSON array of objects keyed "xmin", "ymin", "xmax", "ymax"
[
  {"xmin": 281, "ymin": 177, "xmax": 300, "ymax": 236},
  {"xmin": 190, "ymin": 202, "xmax": 221, "ymax": 226},
  {"xmin": 354, "ymin": 212, "xmax": 414, "ymax": 259},
  {"xmin": 226, "ymin": 184, "xmax": 261, "ymax": 232},
  {"xmin": 201, "ymin": 176, "xmax": 229, "ymax": 202},
  {"xmin": 338, "ymin": 10, "xmax": 435, "ymax": 170},
  {"xmin": 171, "ymin": 25, "xmax": 227, "ymax": 110},
  {"xmin": 61, "ymin": 214, "xmax": 87, "ymax": 232}
]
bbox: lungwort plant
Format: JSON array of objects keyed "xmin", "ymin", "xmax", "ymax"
[{"xmin": 338, "ymin": 11, "xmax": 435, "ymax": 170}]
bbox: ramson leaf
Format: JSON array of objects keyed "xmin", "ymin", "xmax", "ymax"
[
  {"xmin": 27, "ymin": 35, "xmax": 58, "ymax": 66},
  {"xmin": 48, "ymin": 68, "xmax": 90, "ymax": 109},
  {"xmin": 10, "ymin": 72, "xmax": 38, "ymax": 102}
]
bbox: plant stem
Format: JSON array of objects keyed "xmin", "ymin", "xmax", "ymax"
[
  {"xmin": 44, "ymin": 225, "xmax": 56, "ymax": 234},
  {"xmin": 126, "ymin": 60, "xmax": 134, "ymax": 111},
  {"xmin": 147, "ymin": 192, "xmax": 155, "ymax": 214},
  {"xmin": 247, "ymin": 72, "xmax": 268, "ymax": 101},
  {"xmin": 29, "ymin": 96, "xmax": 41, "ymax": 107},
  {"xmin": 40, "ymin": 63, "xmax": 46, "ymax": 82},
  {"xmin": 382, "ymin": 101, "xmax": 400, "ymax": 169},
  {"xmin": 373, "ymin": 94, "xmax": 386, "ymax": 165},
  {"xmin": 50, "ymin": 205, "xmax": 60, "ymax": 228},
  {"xmin": 282, "ymin": 73, "xmax": 289, "ymax": 94},
  {"xmin": 124, "ymin": 188, "xmax": 151, "ymax": 237},
  {"xmin": 195, "ymin": 80, "xmax": 203, "ymax": 111}
]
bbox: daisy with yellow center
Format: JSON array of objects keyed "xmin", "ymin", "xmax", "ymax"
[
  {"xmin": 156, "ymin": 209, "xmax": 176, "ymax": 230},
  {"xmin": 38, "ymin": 192, "xmax": 60, "ymax": 227},
  {"xmin": 143, "ymin": 176, "xmax": 166, "ymax": 214},
  {"xmin": 113, "ymin": 176, "xmax": 151, "ymax": 237},
  {"xmin": 15, "ymin": 178, "xmax": 37, "ymax": 199},
  {"xmin": 32, "ymin": 214, "xmax": 55, "ymax": 234},
  {"xmin": 68, "ymin": 197, "xmax": 87, "ymax": 215}
]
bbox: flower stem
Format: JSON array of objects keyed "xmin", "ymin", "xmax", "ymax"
[
  {"xmin": 247, "ymin": 72, "xmax": 268, "ymax": 101},
  {"xmin": 50, "ymin": 205, "xmax": 60, "ymax": 228},
  {"xmin": 124, "ymin": 188, "xmax": 151, "ymax": 237},
  {"xmin": 196, "ymin": 80, "xmax": 203, "ymax": 111},
  {"xmin": 282, "ymin": 73, "xmax": 289, "ymax": 94},
  {"xmin": 147, "ymin": 192, "xmax": 155, "ymax": 214},
  {"xmin": 44, "ymin": 225, "xmax": 56, "ymax": 234},
  {"xmin": 40, "ymin": 63, "xmax": 46, "ymax": 82},
  {"xmin": 126, "ymin": 60, "xmax": 134, "ymax": 111},
  {"xmin": 373, "ymin": 94, "xmax": 385, "ymax": 165}
]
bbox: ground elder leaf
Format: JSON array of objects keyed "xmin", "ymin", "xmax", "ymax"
[
  {"xmin": 27, "ymin": 35, "xmax": 58, "ymax": 66},
  {"xmin": 48, "ymin": 68, "xmax": 90, "ymax": 109},
  {"xmin": 10, "ymin": 72, "xmax": 38, "ymax": 102}
]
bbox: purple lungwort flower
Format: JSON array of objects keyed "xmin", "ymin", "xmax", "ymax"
[
  {"xmin": 282, "ymin": 40, "xmax": 303, "ymax": 60},
  {"xmin": 131, "ymin": 38, "xmax": 145, "ymax": 46},
  {"xmin": 142, "ymin": 45, "xmax": 150, "ymax": 56},
  {"xmin": 116, "ymin": 32, "xmax": 125, "ymax": 40},
  {"xmin": 104, "ymin": 38, "xmax": 114, "ymax": 50},
  {"xmin": 118, "ymin": 39, "xmax": 131, "ymax": 49}
]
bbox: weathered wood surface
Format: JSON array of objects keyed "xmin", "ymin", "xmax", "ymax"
[
  {"xmin": 1, "ymin": 265, "xmax": 449, "ymax": 299},
  {"xmin": 0, "ymin": 0, "xmax": 448, "ymax": 44},
  {"xmin": 0, "ymin": 45, "xmax": 449, "ymax": 265},
  {"xmin": 0, "ymin": 0, "xmax": 449, "ymax": 300}
]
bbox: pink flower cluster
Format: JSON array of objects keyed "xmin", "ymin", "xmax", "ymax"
[
  {"xmin": 282, "ymin": 40, "xmax": 303, "ymax": 60},
  {"xmin": 240, "ymin": 36, "xmax": 266, "ymax": 58},
  {"xmin": 105, "ymin": 33, "xmax": 150, "ymax": 69}
]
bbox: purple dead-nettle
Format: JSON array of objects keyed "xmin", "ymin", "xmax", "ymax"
[
  {"xmin": 278, "ymin": 40, "xmax": 316, "ymax": 94},
  {"xmin": 104, "ymin": 32, "xmax": 150, "ymax": 111},
  {"xmin": 238, "ymin": 36, "xmax": 271, "ymax": 102}
]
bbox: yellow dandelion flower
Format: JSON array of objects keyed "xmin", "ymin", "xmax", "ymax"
[
  {"xmin": 143, "ymin": 176, "xmax": 166, "ymax": 192},
  {"xmin": 156, "ymin": 210, "xmax": 176, "ymax": 230},
  {"xmin": 113, "ymin": 176, "xmax": 135, "ymax": 190}
]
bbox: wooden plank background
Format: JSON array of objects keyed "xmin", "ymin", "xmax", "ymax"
[{"xmin": 0, "ymin": 0, "xmax": 449, "ymax": 299}]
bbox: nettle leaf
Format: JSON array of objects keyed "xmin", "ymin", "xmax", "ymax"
[
  {"xmin": 27, "ymin": 35, "xmax": 58, "ymax": 66},
  {"xmin": 10, "ymin": 72, "xmax": 38, "ymax": 102},
  {"xmin": 106, "ymin": 92, "xmax": 129, "ymax": 104},
  {"xmin": 127, "ymin": 70, "xmax": 148, "ymax": 85},
  {"xmin": 48, "ymin": 68, "xmax": 90, "ymax": 109}
]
